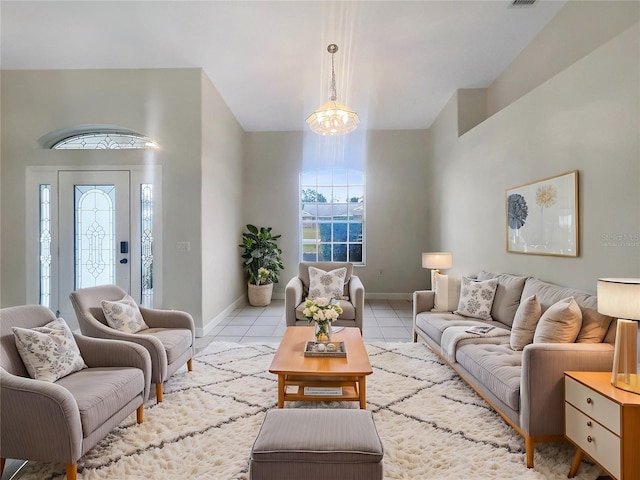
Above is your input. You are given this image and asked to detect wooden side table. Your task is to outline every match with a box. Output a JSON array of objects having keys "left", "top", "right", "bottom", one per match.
[{"left": 564, "top": 371, "right": 640, "bottom": 479}]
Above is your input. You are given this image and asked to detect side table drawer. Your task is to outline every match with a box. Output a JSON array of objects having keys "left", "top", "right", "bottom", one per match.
[
  {"left": 565, "top": 376, "right": 620, "bottom": 434},
  {"left": 565, "top": 402, "right": 621, "bottom": 479}
]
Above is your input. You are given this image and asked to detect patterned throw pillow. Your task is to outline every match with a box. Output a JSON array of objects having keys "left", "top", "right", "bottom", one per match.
[
  {"left": 308, "top": 267, "right": 347, "bottom": 300},
  {"left": 454, "top": 277, "right": 498, "bottom": 321},
  {"left": 12, "top": 318, "right": 87, "bottom": 382},
  {"left": 101, "top": 295, "right": 149, "bottom": 333}
]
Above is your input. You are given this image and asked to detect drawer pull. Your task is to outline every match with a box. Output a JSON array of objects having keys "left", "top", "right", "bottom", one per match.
[
  {"left": 586, "top": 397, "right": 593, "bottom": 404},
  {"left": 587, "top": 421, "right": 592, "bottom": 427},
  {"left": 587, "top": 435, "right": 593, "bottom": 443}
]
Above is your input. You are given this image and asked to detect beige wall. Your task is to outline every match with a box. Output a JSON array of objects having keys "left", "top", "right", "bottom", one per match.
[
  {"left": 200, "top": 72, "right": 246, "bottom": 329},
  {"left": 487, "top": 1, "right": 640, "bottom": 116},
  {"left": 427, "top": 22, "right": 640, "bottom": 292},
  {"left": 243, "top": 129, "right": 431, "bottom": 297},
  {"left": 1, "top": 69, "right": 242, "bottom": 327}
]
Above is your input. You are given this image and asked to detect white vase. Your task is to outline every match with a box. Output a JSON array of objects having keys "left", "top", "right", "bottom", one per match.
[{"left": 247, "top": 282, "right": 273, "bottom": 307}]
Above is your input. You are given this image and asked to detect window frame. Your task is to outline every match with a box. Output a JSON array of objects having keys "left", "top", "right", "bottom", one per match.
[{"left": 299, "top": 168, "right": 365, "bottom": 265}]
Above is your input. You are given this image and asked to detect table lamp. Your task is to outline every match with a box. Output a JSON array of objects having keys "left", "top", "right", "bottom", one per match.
[
  {"left": 422, "top": 252, "right": 453, "bottom": 289},
  {"left": 597, "top": 278, "right": 640, "bottom": 394}
]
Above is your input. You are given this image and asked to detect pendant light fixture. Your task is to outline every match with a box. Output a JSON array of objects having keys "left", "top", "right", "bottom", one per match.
[{"left": 306, "top": 44, "right": 359, "bottom": 136}]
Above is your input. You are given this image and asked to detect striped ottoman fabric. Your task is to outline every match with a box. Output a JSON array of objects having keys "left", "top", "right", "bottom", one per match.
[{"left": 249, "top": 408, "right": 383, "bottom": 479}]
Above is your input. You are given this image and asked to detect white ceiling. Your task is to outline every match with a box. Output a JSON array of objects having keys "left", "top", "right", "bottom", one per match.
[{"left": 1, "top": 0, "right": 566, "bottom": 131}]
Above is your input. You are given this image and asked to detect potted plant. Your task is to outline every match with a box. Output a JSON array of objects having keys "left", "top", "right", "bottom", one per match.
[{"left": 239, "top": 224, "right": 284, "bottom": 306}]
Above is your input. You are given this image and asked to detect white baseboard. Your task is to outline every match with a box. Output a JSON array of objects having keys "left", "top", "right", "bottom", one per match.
[
  {"left": 197, "top": 294, "right": 246, "bottom": 337},
  {"left": 366, "top": 292, "right": 413, "bottom": 300}
]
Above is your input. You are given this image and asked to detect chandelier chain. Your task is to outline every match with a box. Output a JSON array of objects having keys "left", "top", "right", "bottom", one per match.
[{"left": 330, "top": 51, "right": 337, "bottom": 101}]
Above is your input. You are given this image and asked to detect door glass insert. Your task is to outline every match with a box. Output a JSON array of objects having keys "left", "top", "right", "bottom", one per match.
[
  {"left": 74, "top": 185, "right": 116, "bottom": 289},
  {"left": 39, "top": 184, "right": 52, "bottom": 308},
  {"left": 140, "top": 184, "right": 154, "bottom": 307}
]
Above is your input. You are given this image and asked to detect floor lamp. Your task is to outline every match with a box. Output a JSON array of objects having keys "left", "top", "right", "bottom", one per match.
[{"left": 597, "top": 278, "right": 640, "bottom": 394}]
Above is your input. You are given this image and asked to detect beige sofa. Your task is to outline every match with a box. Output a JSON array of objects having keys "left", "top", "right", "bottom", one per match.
[{"left": 413, "top": 271, "right": 616, "bottom": 468}]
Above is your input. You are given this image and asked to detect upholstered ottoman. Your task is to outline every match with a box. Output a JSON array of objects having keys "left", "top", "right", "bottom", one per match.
[{"left": 249, "top": 408, "right": 384, "bottom": 480}]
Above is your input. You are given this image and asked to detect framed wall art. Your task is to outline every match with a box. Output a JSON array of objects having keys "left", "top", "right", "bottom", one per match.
[{"left": 506, "top": 170, "right": 579, "bottom": 257}]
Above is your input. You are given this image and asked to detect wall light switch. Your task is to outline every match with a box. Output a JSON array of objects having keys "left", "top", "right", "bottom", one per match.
[{"left": 177, "top": 241, "right": 191, "bottom": 252}]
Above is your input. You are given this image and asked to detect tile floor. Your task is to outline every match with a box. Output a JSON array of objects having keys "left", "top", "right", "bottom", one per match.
[{"left": 194, "top": 298, "right": 414, "bottom": 351}]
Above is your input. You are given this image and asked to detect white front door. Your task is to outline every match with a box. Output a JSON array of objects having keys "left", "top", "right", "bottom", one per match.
[{"left": 58, "top": 170, "right": 131, "bottom": 323}]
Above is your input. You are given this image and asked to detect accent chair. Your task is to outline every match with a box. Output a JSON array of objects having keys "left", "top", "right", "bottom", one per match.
[
  {"left": 285, "top": 261, "right": 365, "bottom": 331},
  {"left": 0, "top": 304, "right": 151, "bottom": 480},
  {"left": 70, "top": 284, "right": 195, "bottom": 403}
]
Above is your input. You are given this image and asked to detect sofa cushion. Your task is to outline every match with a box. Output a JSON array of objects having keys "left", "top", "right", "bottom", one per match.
[
  {"left": 477, "top": 271, "right": 527, "bottom": 327},
  {"left": 510, "top": 295, "right": 542, "bottom": 351},
  {"left": 533, "top": 297, "right": 582, "bottom": 344},
  {"left": 415, "top": 313, "right": 504, "bottom": 345},
  {"left": 12, "top": 318, "right": 87, "bottom": 382},
  {"left": 56, "top": 366, "right": 144, "bottom": 437},
  {"left": 521, "top": 277, "right": 612, "bottom": 343},
  {"left": 432, "top": 273, "right": 461, "bottom": 312},
  {"left": 101, "top": 295, "right": 149, "bottom": 333},
  {"left": 454, "top": 277, "right": 498, "bottom": 321},
  {"left": 456, "top": 342, "right": 522, "bottom": 411},
  {"left": 308, "top": 266, "right": 347, "bottom": 300}
]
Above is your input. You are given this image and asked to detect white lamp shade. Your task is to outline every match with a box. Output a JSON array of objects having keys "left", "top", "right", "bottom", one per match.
[
  {"left": 597, "top": 278, "right": 640, "bottom": 321},
  {"left": 421, "top": 252, "right": 453, "bottom": 270}
]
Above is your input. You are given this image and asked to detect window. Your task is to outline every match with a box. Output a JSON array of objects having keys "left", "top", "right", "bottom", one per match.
[
  {"left": 51, "top": 132, "right": 157, "bottom": 149},
  {"left": 300, "top": 168, "right": 365, "bottom": 264}
]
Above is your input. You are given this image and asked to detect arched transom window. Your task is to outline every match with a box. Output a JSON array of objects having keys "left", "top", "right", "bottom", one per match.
[{"left": 52, "top": 132, "right": 158, "bottom": 150}]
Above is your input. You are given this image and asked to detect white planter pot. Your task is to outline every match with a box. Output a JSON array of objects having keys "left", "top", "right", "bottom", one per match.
[{"left": 247, "top": 282, "right": 273, "bottom": 307}]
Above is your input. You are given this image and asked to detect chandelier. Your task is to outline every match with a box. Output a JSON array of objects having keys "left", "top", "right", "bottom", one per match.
[{"left": 306, "top": 44, "right": 359, "bottom": 136}]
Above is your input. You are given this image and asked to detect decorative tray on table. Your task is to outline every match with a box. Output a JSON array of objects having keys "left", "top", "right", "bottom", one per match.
[{"left": 304, "top": 341, "right": 347, "bottom": 357}]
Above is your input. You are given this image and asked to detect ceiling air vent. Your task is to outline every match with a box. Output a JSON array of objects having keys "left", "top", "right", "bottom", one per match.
[{"left": 511, "top": 0, "right": 537, "bottom": 5}]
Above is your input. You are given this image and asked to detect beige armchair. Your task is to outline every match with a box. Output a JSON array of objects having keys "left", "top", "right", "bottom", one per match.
[
  {"left": 0, "top": 304, "right": 151, "bottom": 480},
  {"left": 285, "top": 262, "right": 365, "bottom": 331},
  {"left": 70, "top": 284, "right": 195, "bottom": 403}
]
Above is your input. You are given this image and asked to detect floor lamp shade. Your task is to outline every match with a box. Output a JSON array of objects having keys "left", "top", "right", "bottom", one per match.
[{"left": 597, "top": 278, "right": 640, "bottom": 394}]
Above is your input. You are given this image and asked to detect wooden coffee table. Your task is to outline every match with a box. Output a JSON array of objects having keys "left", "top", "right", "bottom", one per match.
[{"left": 269, "top": 326, "right": 373, "bottom": 409}]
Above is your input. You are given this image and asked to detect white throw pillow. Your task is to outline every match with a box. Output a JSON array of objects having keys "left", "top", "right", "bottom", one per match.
[
  {"left": 308, "top": 266, "right": 347, "bottom": 300},
  {"left": 454, "top": 277, "right": 498, "bottom": 321},
  {"left": 12, "top": 318, "right": 87, "bottom": 382},
  {"left": 510, "top": 294, "right": 542, "bottom": 351},
  {"left": 432, "top": 273, "right": 461, "bottom": 313},
  {"left": 533, "top": 296, "right": 583, "bottom": 343},
  {"left": 102, "top": 294, "right": 149, "bottom": 333}
]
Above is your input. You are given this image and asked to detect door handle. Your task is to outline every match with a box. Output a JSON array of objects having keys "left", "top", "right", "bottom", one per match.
[{"left": 120, "top": 258, "right": 128, "bottom": 264}]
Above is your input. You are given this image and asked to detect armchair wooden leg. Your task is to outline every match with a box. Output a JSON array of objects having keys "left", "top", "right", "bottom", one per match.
[
  {"left": 1, "top": 457, "right": 5, "bottom": 477},
  {"left": 187, "top": 358, "right": 193, "bottom": 372},
  {"left": 155, "top": 383, "right": 163, "bottom": 403},
  {"left": 413, "top": 331, "right": 418, "bottom": 342},
  {"left": 66, "top": 463, "right": 77, "bottom": 480},
  {"left": 525, "top": 436, "right": 534, "bottom": 468},
  {"left": 136, "top": 404, "right": 144, "bottom": 424}
]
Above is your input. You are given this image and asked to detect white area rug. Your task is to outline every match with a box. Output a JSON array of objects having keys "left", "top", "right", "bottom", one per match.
[{"left": 16, "top": 341, "right": 601, "bottom": 479}]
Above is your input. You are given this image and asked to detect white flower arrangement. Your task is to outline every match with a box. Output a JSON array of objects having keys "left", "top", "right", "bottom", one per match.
[{"left": 302, "top": 297, "right": 343, "bottom": 342}]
